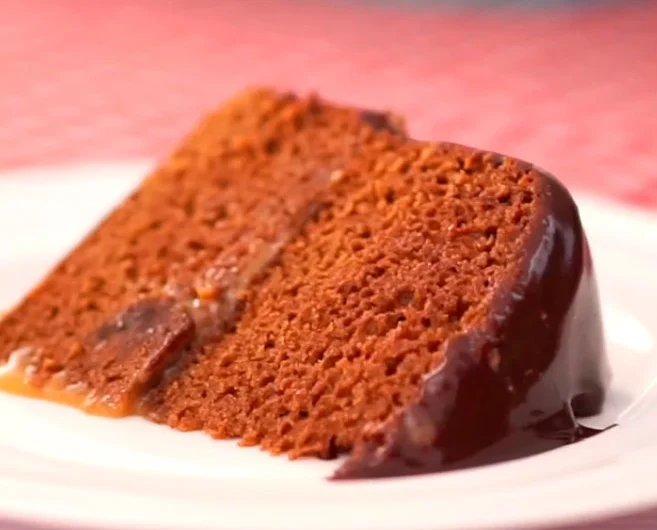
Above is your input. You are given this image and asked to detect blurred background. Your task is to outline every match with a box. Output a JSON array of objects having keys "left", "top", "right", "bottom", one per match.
[{"left": 0, "top": 0, "right": 655, "bottom": 210}]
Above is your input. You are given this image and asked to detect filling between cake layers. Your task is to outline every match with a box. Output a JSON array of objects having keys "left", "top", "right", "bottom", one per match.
[{"left": 0, "top": 89, "right": 544, "bottom": 465}]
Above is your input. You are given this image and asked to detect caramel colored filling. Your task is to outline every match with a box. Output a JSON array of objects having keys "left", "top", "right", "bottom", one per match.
[{"left": 0, "top": 348, "right": 125, "bottom": 417}]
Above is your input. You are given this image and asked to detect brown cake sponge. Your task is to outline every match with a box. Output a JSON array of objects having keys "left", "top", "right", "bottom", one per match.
[{"left": 0, "top": 88, "right": 609, "bottom": 478}]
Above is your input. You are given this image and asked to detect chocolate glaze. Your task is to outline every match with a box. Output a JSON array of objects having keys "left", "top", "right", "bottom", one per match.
[
  {"left": 334, "top": 159, "right": 612, "bottom": 479},
  {"left": 359, "top": 110, "right": 404, "bottom": 135}
]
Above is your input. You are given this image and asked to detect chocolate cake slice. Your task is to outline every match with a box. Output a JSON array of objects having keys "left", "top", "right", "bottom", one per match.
[{"left": 0, "top": 88, "right": 610, "bottom": 478}]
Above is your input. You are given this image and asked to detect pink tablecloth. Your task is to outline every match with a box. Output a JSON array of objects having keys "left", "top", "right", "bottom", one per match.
[
  {"left": 1, "top": 0, "right": 656, "bottom": 528},
  {"left": 2, "top": 0, "right": 657, "bottom": 208}
]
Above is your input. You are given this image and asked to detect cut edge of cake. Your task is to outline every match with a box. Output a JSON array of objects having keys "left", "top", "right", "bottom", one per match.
[{"left": 0, "top": 88, "right": 610, "bottom": 478}]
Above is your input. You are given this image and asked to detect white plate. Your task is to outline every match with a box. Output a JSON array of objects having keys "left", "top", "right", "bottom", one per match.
[{"left": 1, "top": 161, "right": 656, "bottom": 530}]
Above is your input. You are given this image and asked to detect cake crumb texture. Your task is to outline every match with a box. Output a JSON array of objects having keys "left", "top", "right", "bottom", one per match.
[{"left": 0, "top": 88, "right": 539, "bottom": 460}]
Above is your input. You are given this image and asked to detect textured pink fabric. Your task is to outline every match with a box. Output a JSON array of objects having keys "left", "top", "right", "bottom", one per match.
[
  {"left": 0, "top": 1, "right": 656, "bottom": 527},
  {"left": 1, "top": 0, "right": 656, "bottom": 207}
]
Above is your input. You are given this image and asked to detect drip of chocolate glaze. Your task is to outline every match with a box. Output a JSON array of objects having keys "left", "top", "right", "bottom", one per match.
[{"left": 334, "top": 159, "right": 612, "bottom": 479}]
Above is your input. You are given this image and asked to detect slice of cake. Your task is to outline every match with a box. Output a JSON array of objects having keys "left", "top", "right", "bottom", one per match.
[{"left": 0, "top": 88, "right": 610, "bottom": 478}]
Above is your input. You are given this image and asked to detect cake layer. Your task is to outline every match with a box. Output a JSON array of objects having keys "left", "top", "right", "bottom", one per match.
[
  {"left": 0, "top": 90, "right": 403, "bottom": 415},
  {"left": 0, "top": 89, "right": 610, "bottom": 477}
]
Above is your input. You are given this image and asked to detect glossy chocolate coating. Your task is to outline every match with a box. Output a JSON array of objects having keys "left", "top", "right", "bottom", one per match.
[{"left": 334, "top": 160, "right": 611, "bottom": 479}]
